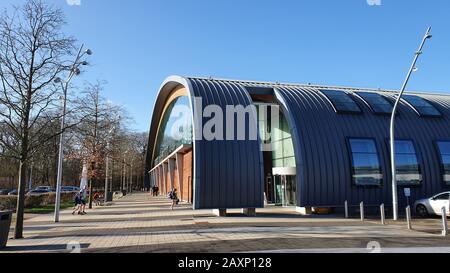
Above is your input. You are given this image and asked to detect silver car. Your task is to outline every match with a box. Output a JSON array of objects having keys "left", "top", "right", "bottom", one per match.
[{"left": 414, "top": 192, "right": 450, "bottom": 217}]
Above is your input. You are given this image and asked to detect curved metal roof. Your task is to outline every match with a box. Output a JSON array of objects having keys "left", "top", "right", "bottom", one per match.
[
  {"left": 146, "top": 76, "right": 450, "bottom": 209},
  {"left": 146, "top": 76, "right": 264, "bottom": 209}
]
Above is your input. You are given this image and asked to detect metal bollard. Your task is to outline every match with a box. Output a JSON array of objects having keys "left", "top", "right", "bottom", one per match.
[
  {"left": 380, "top": 204, "right": 386, "bottom": 225},
  {"left": 406, "top": 206, "right": 412, "bottom": 230},
  {"left": 345, "top": 200, "right": 349, "bottom": 219},
  {"left": 442, "top": 207, "right": 448, "bottom": 237},
  {"left": 360, "top": 202, "right": 364, "bottom": 221}
]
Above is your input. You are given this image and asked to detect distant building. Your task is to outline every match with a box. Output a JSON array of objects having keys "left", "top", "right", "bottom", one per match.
[{"left": 145, "top": 75, "right": 450, "bottom": 213}]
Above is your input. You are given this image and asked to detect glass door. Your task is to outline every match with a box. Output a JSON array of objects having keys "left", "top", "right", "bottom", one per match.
[{"left": 273, "top": 175, "right": 296, "bottom": 207}]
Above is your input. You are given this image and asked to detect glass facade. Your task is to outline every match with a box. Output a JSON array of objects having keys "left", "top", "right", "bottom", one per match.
[
  {"left": 255, "top": 104, "right": 296, "bottom": 168},
  {"left": 154, "top": 96, "right": 193, "bottom": 165},
  {"left": 349, "top": 139, "right": 382, "bottom": 186},
  {"left": 356, "top": 92, "right": 393, "bottom": 114},
  {"left": 320, "top": 90, "right": 362, "bottom": 114},
  {"left": 402, "top": 95, "right": 442, "bottom": 117},
  {"left": 392, "top": 140, "right": 422, "bottom": 186},
  {"left": 271, "top": 112, "right": 296, "bottom": 168},
  {"left": 437, "top": 141, "right": 450, "bottom": 185}
]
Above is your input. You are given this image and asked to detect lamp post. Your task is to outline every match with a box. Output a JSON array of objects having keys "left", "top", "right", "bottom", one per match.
[
  {"left": 122, "top": 150, "right": 128, "bottom": 194},
  {"left": 129, "top": 160, "right": 133, "bottom": 194},
  {"left": 54, "top": 44, "right": 92, "bottom": 223},
  {"left": 390, "top": 27, "right": 432, "bottom": 221},
  {"left": 104, "top": 120, "right": 118, "bottom": 204}
]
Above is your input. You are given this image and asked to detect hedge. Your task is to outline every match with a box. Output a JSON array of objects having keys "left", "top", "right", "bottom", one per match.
[{"left": 0, "top": 192, "right": 77, "bottom": 211}]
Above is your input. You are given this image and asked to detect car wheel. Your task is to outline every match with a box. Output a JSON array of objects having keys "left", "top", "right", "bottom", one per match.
[{"left": 416, "top": 204, "right": 429, "bottom": 218}]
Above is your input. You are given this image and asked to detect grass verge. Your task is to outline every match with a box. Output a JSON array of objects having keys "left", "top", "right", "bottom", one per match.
[{"left": 24, "top": 201, "right": 74, "bottom": 214}]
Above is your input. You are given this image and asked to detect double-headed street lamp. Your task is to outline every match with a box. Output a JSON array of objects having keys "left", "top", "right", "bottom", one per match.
[
  {"left": 54, "top": 44, "right": 92, "bottom": 223},
  {"left": 390, "top": 27, "right": 432, "bottom": 221}
]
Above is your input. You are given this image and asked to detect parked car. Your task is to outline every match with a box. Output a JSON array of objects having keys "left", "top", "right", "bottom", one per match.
[
  {"left": 61, "top": 186, "right": 80, "bottom": 192},
  {"left": 27, "top": 189, "right": 51, "bottom": 196},
  {"left": 414, "top": 192, "right": 450, "bottom": 217},
  {"left": 35, "top": 186, "right": 55, "bottom": 192},
  {"left": 0, "top": 189, "right": 10, "bottom": 195},
  {"left": 8, "top": 189, "right": 18, "bottom": 196}
]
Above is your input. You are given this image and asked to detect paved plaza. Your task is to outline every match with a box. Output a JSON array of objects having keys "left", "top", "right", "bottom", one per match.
[{"left": 1, "top": 193, "right": 450, "bottom": 253}]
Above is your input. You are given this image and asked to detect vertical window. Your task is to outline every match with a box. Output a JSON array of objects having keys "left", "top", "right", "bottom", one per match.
[
  {"left": 349, "top": 139, "right": 382, "bottom": 186},
  {"left": 391, "top": 140, "right": 422, "bottom": 186},
  {"left": 437, "top": 141, "right": 450, "bottom": 185},
  {"left": 272, "top": 112, "right": 296, "bottom": 168}
]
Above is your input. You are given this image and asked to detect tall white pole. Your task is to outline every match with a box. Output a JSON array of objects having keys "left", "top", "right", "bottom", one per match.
[
  {"left": 130, "top": 161, "right": 133, "bottom": 194},
  {"left": 390, "top": 27, "right": 432, "bottom": 221},
  {"left": 104, "top": 142, "right": 110, "bottom": 204},
  {"left": 54, "top": 44, "right": 90, "bottom": 223},
  {"left": 54, "top": 82, "right": 68, "bottom": 223}
]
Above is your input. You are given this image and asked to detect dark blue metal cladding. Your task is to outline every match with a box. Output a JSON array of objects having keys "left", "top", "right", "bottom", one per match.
[
  {"left": 274, "top": 86, "right": 450, "bottom": 208},
  {"left": 187, "top": 78, "right": 264, "bottom": 210}
]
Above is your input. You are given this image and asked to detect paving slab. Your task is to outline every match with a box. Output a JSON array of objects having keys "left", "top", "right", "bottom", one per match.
[{"left": 1, "top": 193, "right": 449, "bottom": 253}]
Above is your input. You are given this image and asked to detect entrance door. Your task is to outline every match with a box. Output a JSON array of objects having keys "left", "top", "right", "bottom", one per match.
[{"left": 273, "top": 175, "right": 296, "bottom": 207}]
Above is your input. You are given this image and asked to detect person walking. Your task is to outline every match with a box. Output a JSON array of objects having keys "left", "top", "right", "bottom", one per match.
[
  {"left": 93, "top": 191, "right": 100, "bottom": 206},
  {"left": 80, "top": 188, "right": 87, "bottom": 215},
  {"left": 169, "top": 188, "right": 179, "bottom": 210},
  {"left": 72, "top": 191, "right": 82, "bottom": 215}
]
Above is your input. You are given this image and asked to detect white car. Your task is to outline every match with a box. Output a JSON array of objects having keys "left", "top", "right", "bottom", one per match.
[{"left": 414, "top": 192, "right": 450, "bottom": 217}]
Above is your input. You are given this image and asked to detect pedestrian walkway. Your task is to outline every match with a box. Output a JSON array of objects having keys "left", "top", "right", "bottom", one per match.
[{"left": 1, "top": 193, "right": 448, "bottom": 253}]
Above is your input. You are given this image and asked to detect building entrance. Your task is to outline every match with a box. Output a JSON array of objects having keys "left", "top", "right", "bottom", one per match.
[
  {"left": 273, "top": 167, "right": 297, "bottom": 207},
  {"left": 273, "top": 175, "right": 296, "bottom": 207}
]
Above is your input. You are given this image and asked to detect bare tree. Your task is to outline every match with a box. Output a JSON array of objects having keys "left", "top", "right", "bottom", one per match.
[
  {"left": 0, "top": 0, "right": 77, "bottom": 239},
  {"left": 74, "top": 81, "right": 122, "bottom": 208}
]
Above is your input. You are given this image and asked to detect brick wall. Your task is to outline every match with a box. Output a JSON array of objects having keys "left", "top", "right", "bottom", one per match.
[{"left": 182, "top": 150, "right": 193, "bottom": 203}]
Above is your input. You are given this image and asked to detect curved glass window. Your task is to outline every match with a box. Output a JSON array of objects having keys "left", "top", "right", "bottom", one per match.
[
  {"left": 320, "top": 90, "right": 362, "bottom": 114},
  {"left": 154, "top": 96, "right": 192, "bottom": 165},
  {"left": 349, "top": 138, "right": 382, "bottom": 186},
  {"left": 356, "top": 92, "right": 393, "bottom": 114},
  {"left": 390, "top": 140, "right": 422, "bottom": 186},
  {"left": 437, "top": 141, "right": 450, "bottom": 185},
  {"left": 402, "top": 95, "right": 442, "bottom": 117}
]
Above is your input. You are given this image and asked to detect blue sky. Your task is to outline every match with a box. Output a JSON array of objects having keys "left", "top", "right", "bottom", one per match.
[{"left": 1, "top": 0, "right": 450, "bottom": 132}]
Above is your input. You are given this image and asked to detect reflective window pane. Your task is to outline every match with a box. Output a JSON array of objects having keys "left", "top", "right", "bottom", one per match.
[
  {"left": 437, "top": 141, "right": 450, "bottom": 185},
  {"left": 271, "top": 111, "right": 296, "bottom": 168},
  {"left": 320, "top": 90, "right": 362, "bottom": 114},
  {"left": 435, "top": 193, "right": 450, "bottom": 200},
  {"left": 402, "top": 95, "right": 442, "bottom": 117},
  {"left": 154, "top": 96, "right": 193, "bottom": 165},
  {"left": 349, "top": 138, "right": 382, "bottom": 186},
  {"left": 356, "top": 92, "right": 393, "bottom": 114},
  {"left": 349, "top": 139, "right": 377, "bottom": 153},
  {"left": 389, "top": 140, "right": 422, "bottom": 186}
]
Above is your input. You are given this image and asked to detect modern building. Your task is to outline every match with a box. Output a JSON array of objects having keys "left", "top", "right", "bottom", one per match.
[{"left": 145, "top": 75, "right": 450, "bottom": 214}]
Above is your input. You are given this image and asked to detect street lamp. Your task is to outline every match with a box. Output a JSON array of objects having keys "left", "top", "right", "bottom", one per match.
[
  {"left": 129, "top": 160, "right": 133, "bottom": 194},
  {"left": 390, "top": 27, "right": 432, "bottom": 221},
  {"left": 104, "top": 115, "right": 120, "bottom": 204},
  {"left": 54, "top": 44, "right": 92, "bottom": 223},
  {"left": 122, "top": 150, "right": 129, "bottom": 194}
]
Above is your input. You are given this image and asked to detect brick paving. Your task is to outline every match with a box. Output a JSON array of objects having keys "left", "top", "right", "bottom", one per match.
[{"left": 1, "top": 193, "right": 449, "bottom": 253}]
